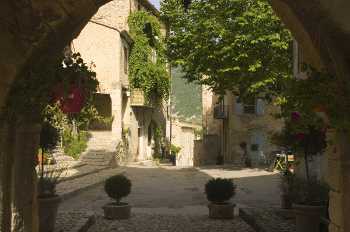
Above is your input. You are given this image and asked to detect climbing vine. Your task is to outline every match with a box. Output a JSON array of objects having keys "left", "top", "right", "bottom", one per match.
[{"left": 128, "top": 11, "right": 170, "bottom": 104}]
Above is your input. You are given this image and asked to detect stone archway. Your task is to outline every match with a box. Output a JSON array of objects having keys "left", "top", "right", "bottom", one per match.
[
  {"left": 0, "top": 1, "right": 112, "bottom": 231},
  {"left": 270, "top": 2, "right": 350, "bottom": 232},
  {"left": 1, "top": 1, "right": 350, "bottom": 231}
]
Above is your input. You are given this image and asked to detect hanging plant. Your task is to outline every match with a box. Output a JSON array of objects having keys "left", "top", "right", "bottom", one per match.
[
  {"left": 52, "top": 53, "right": 98, "bottom": 115},
  {"left": 128, "top": 11, "right": 170, "bottom": 105}
]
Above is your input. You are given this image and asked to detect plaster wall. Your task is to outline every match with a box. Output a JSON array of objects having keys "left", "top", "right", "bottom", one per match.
[{"left": 202, "top": 89, "right": 282, "bottom": 165}]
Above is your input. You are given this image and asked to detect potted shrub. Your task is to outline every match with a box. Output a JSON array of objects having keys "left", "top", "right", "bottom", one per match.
[
  {"left": 103, "top": 174, "right": 132, "bottom": 219},
  {"left": 279, "top": 169, "right": 294, "bottom": 209},
  {"left": 291, "top": 178, "right": 329, "bottom": 232},
  {"left": 205, "top": 178, "right": 236, "bottom": 219},
  {"left": 37, "top": 166, "right": 65, "bottom": 232},
  {"left": 170, "top": 144, "right": 181, "bottom": 166}
]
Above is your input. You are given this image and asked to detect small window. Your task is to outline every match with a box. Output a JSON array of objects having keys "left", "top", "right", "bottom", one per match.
[
  {"left": 123, "top": 46, "right": 128, "bottom": 74},
  {"left": 243, "top": 99, "right": 256, "bottom": 114}
]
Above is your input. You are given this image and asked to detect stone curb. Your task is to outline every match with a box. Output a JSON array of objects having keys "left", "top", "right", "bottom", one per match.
[
  {"left": 75, "top": 212, "right": 95, "bottom": 232},
  {"left": 55, "top": 211, "right": 96, "bottom": 232},
  {"left": 239, "top": 208, "right": 265, "bottom": 232}
]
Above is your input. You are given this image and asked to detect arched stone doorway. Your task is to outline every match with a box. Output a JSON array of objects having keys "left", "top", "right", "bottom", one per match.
[{"left": 1, "top": 1, "right": 350, "bottom": 231}]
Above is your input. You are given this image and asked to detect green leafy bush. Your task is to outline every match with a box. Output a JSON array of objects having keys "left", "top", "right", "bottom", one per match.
[
  {"left": 37, "top": 165, "right": 67, "bottom": 198},
  {"left": 205, "top": 178, "right": 236, "bottom": 203},
  {"left": 63, "top": 130, "right": 89, "bottom": 159},
  {"left": 105, "top": 174, "right": 132, "bottom": 205},
  {"left": 40, "top": 121, "right": 59, "bottom": 152},
  {"left": 170, "top": 144, "right": 181, "bottom": 155}
]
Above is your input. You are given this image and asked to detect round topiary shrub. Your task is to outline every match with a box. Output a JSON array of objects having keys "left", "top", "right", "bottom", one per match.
[
  {"left": 105, "top": 174, "right": 131, "bottom": 205},
  {"left": 205, "top": 178, "right": 236, "bottom": 203}
]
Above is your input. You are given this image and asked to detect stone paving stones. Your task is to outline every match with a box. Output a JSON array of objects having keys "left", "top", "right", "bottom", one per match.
[
  {"left": 89, "top": 213, "right": 255, "bottom": 232},
  {"left": 239, "top": 207, "right": 296, "bottom": 232}
]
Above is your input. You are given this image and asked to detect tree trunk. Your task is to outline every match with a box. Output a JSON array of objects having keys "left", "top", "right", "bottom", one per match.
[{"left": 11, "top": 122, "right": 41, "bottom": 232}]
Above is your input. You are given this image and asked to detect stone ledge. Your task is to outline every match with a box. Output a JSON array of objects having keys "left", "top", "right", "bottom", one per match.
[{"left": 239, "top": 207, "right": 296, "bottom": 232}]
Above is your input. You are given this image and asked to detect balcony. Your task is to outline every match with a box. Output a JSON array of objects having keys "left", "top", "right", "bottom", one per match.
[
  {"left": 214, "top": 105, "right": 228, "bottom": 119},
  {"left": 130, "top": 88, "right": 154, "bottom": 108}
]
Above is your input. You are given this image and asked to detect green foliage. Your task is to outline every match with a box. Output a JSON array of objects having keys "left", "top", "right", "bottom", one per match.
[
  {"left": 205, "top": 178, "right": 236, "bottom": 203},
  {"left": 170, "top": 144, "right": 181, "bottom": 155},
  {"left": 4, "top": 52, "right": 99, "bottom": 122},
  {"left": 161, "top": 0, "right": 292, "bottom": 100},
  {"left": 152, "top": 126, "right": 163, "bottom": 158},
  {"left": 40, "top": 121, "right": 60, "bottom": 152},
  {"left": 104, "top": 174, "right": 132, "bottom": 204},
  {"left": 276, "top": 65, "right": 350, "bottom": 130},
  {"left": 37, "top": 165, "right": 67, "bottom": 198},
  {"left": 62, "top": 130, "right": 89, "bottom": 160},
  {"left": 128, "top": 11, "right": 170, "bottom": 104},
  {"left": 171, "top": 67, "right": 202, "bottom": 123}
]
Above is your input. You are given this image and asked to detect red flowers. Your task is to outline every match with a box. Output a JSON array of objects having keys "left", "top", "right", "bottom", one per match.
[
  {"left": 53, "top": 84, "right": 85, "bottom": 114},
  {"left": 295, "top": 132, "right": 305, "bottom": 141},
  {"left": 291, "top": 111, "right": 301, "bottom": 121}
]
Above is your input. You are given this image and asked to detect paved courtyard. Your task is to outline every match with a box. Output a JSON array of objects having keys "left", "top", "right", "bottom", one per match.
[{"left": 59, "top": 164, "right": 281, "bottom": 231}]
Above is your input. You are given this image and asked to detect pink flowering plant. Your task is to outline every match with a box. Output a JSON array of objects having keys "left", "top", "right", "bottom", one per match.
[{"left": 272, "top": 110, "right": 327, "bottom": 180}]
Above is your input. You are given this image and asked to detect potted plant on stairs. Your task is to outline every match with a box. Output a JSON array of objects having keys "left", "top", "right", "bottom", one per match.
[
  {"left": 291, "top": 178, "right": 329, "bottom": 232},
  {"left": 205, "top": 178, "right": 236, "bottom": 219},
  {"left": 103, "top": 174, "right": 132, "bottom": 219}
]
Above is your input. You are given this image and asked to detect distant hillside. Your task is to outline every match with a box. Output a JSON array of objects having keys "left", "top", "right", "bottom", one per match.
[{"left": 171, "top": 67, "right": 202, "bottom": 124}]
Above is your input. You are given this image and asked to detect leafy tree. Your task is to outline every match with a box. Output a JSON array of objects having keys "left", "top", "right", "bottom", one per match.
[{"left": 161, "top": 0, "right": 292, "bottom": 100}]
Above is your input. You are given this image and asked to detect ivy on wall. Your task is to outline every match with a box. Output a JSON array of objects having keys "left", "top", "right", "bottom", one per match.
[{"left": 128, "top": 11, "right": 170, "bottom": 104}]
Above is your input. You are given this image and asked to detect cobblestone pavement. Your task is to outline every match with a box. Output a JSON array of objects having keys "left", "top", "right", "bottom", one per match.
[
  {"left": 239, "top": 207, "right": 296, "bottom": 232},
  {"left": 58, "top": 164, "right": 282, "bottom": 231},
  {"left": 90, "top": 213, "right": 255, "bottom": 232}
]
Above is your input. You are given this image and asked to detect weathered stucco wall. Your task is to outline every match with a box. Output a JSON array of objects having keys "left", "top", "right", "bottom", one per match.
[{"left": 202, "top": 88, "right": 282, "bottom": 165}]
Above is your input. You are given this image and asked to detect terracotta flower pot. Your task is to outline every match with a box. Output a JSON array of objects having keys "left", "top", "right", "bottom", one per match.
[
  {"left": 103, "top": 203, "right": 131, "bottom": 220},
  {"left": 293, "top": 203, "right": 325, "bottom": 232},
  {"left": 208, "top": 202, "right": 235, "bottom": 219},
  {"left": 38, "top": 195, "right": 61, "bottom": 232}
]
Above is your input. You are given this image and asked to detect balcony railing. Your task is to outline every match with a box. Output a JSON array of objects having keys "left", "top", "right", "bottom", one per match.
[{"left": 214, "top": 105, "right": 228, "bottom": 119}]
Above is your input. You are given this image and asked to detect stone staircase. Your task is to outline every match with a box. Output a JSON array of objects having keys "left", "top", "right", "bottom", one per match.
[{"left": 79, "top": 131, "right": 118, "bottom": 167}]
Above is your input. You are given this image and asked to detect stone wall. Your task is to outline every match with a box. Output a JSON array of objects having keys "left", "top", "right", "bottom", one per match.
[{"left": 202, "top": 88, "right": 282, "bottom": 165}]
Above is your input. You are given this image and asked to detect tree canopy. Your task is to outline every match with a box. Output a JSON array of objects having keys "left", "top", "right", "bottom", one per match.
[{"left": 161, "top": 0, "right": 292, "bottom": 100}]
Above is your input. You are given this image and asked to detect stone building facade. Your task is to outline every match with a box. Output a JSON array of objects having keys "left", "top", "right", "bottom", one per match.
[
  {"left": 72, "top": 0, "right": 168, "bottom": 162},
  {"left": 2, "top": 1, "right": 350, "bottom": 232},
  {"left": 202, "top": 86, "right": 283, "bottom": 166}
]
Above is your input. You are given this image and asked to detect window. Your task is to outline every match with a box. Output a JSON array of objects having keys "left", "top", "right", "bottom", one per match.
[
  {"left": 243, "top": 99, "right": 256, "bottom": 114},
  {"left": 123, "top": 46, "right": 128, "bottom": 74}
]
